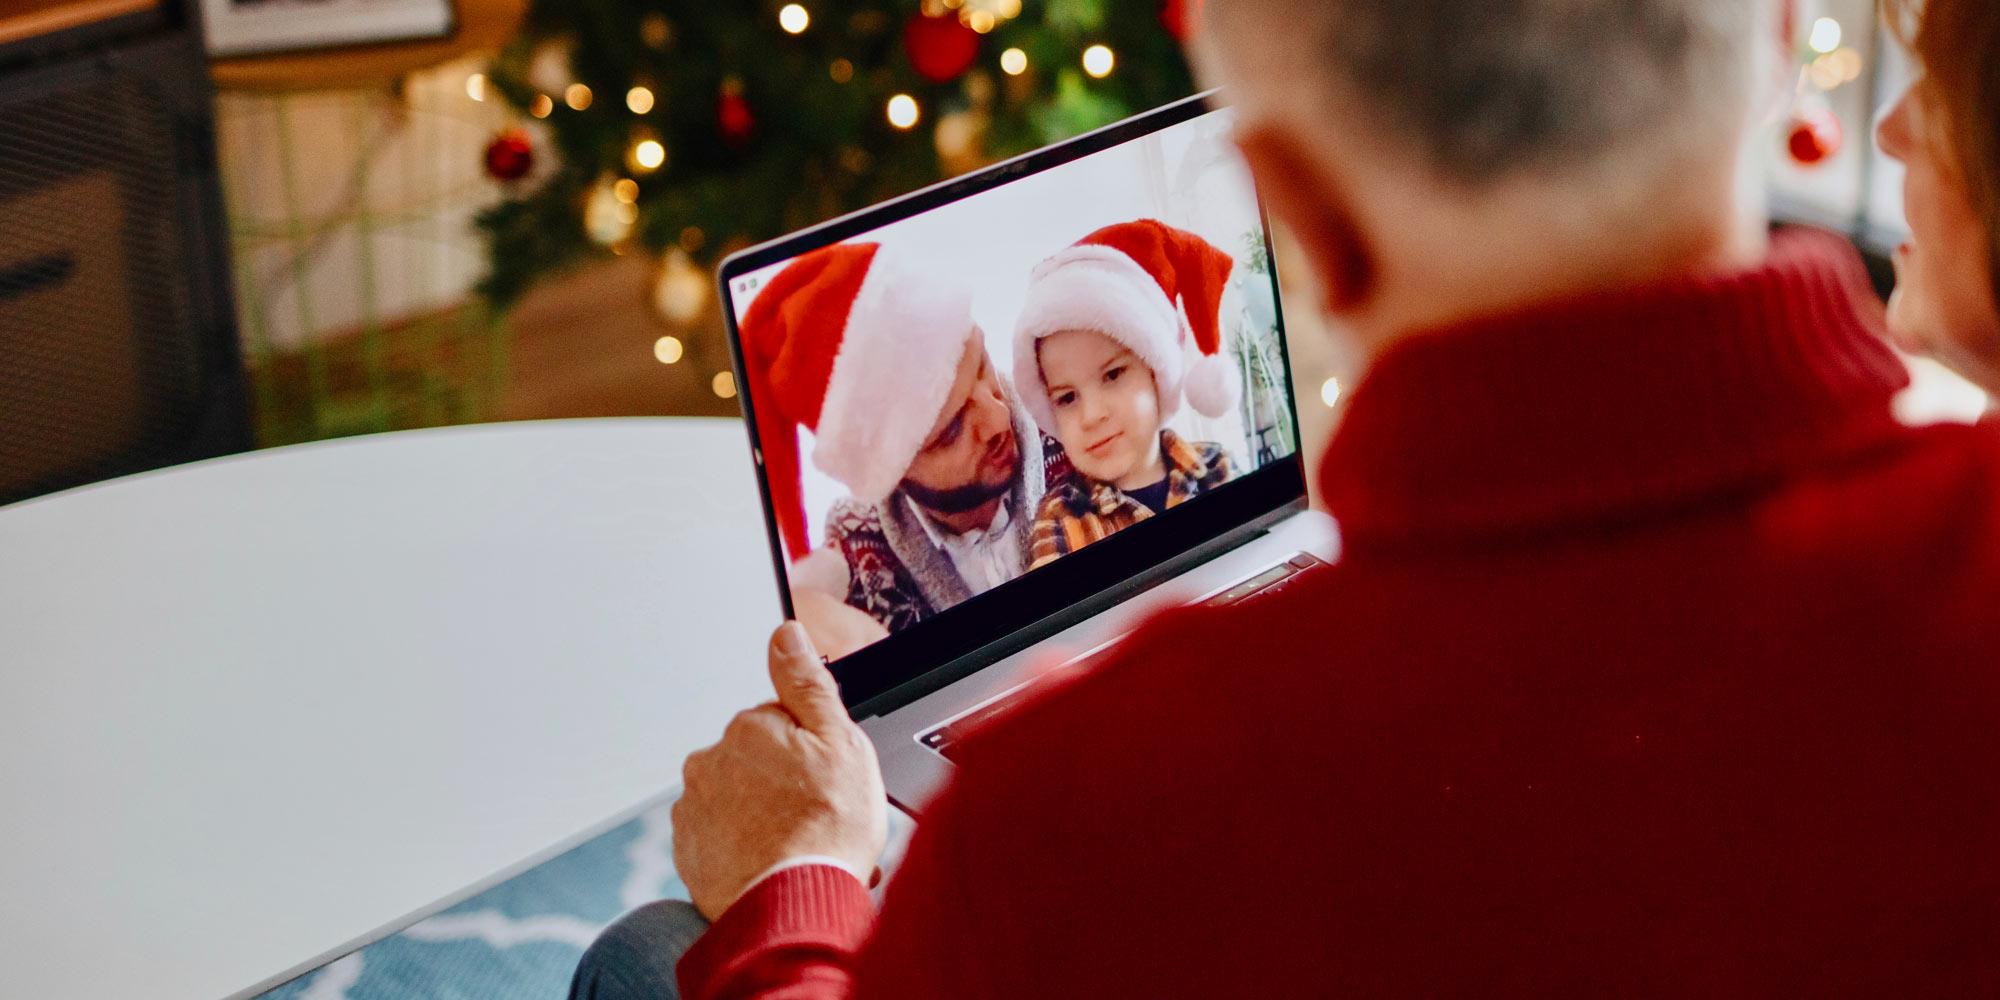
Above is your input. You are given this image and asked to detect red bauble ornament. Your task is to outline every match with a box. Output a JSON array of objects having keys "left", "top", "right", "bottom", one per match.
[
  {"left": 483, "top": 128, "right": 534, "bottom": 182},
  {"left": 718, "top": 90, "right": 756, "bottom": 149},
  {"left": 903, "top": 12, "right": 979, "bottom": 85},
  {"left": 1160, "top": 0, "right": 1201, "bottom": 41},
  {"left": 1786, "top": 107, "right": 1843, "bottom": 166}
]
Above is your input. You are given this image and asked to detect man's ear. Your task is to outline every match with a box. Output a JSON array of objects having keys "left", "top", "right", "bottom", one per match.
[
  {"left": 1233, "top": 123, "right": 1375, "bottom": 315},
  {"left": 1755, "top": 0, "right": 1799, "bottom": 127}
]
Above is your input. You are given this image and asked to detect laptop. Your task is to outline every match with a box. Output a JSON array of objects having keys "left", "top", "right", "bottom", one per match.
[{"left": 718, "top": 91, "right": 1337, "bottom": 814}]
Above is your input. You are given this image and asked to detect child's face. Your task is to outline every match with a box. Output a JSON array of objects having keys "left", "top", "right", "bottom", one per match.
[{"left": 1037, "top": 328, "right": 1162, "bottom": 488}]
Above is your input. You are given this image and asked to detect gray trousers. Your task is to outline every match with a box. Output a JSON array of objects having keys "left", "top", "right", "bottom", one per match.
[{"left": 568, "top": 900, "right": 711, "bottom": 1000}]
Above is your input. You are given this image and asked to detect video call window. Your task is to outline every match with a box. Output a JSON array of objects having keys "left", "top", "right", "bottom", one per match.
[{"left": 729, "top": 108, "right": 1296, "bottom": 657}]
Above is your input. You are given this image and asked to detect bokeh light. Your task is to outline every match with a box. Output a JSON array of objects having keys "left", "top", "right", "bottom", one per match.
[
  {"left": 1320, "top": 377, "right": 1342, "bottom": 408},
  {"left": 1082, "top": 45, "right": 1115, "bottom": 79}
]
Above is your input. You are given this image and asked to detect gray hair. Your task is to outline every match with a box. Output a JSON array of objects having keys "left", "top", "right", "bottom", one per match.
[{"left": 1207, "top": 0, "right": 1763, "bottom": 184}]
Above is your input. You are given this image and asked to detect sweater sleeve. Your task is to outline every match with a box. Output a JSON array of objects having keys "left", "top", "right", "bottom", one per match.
[
  {"left": 675, "top": 864, "right": 876, "bottom": 1000},
  {"left": 674, "top": 776, "right": 1012, "bottom": 1000}
]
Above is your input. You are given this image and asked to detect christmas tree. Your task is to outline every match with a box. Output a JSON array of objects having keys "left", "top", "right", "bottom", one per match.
[{"left": 475, "top": 0, "right": 1198, "bottom": 308}]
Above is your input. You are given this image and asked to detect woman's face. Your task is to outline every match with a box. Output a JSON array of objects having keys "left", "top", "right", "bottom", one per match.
[{"left": 1879, "top": 79, "right": 2000, "bottom": 391}]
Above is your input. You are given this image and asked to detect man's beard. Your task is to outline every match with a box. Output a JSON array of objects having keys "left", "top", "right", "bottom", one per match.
[
  {"left": 902, "top": 473, "right": 1013, "bottom": 515},
  {"left": 903, "top": 431, "right": 1018, "bottom": 515}
]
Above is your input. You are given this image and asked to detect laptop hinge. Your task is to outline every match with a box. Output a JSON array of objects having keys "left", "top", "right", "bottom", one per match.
[{"left": 849, "top": 497, "right": 1307, "bottom": 720}]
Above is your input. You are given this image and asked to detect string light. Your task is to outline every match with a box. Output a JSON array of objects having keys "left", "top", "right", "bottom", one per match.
[
  {"left": 779, "top": 3, "right": 810, "bottom": 33},
  {"left": 679, "top": 226, "right": 705, "bottom": 253},
  {"left": 465, "top": 73, "right": 486, "bottom": 101},
  {"left": 887, "top": 93, "right": 920, "bottom": 129},
  {"left": 585, "top": 180, "right": 635, "bottom": 244},
  {"left": 656, "top": 250, "right": 709, "bottom": 324},
  {"left": 1320, "top": 377, "right": 1342, "bottom": 408},
  {"left": 829, "top": 58, "right": 854, "bottom": 83},
  {"left": 632, "top": 138, "right": 666, "bottom": 171},
  {"left": 1809, "top": 17, "right": 1842, "bottom": 54},
  {"left": 626, "top": 86, "right": 655, "bottom": 114},
  {"left": 1828, "top": 47, "right": 1864, "bottom": 83},
  {"left": 654, "top": 336, "right": 684, "bottom": 364},
  {"left": 565, "top": 83, "right": 594, "bottom": 110},
  {"left": 966, "top": 9, "right": 996, "bottom": 32},
  {"left": 613, "top": 178, "right": 640, "bottom": 202},
  {"left": 996, "top": 0, "right": 1021, "bottom": 16},
  {"left": 713, "top": 371, "right": 738, "bottom": 398},
  {"left": 1000, "top": 47, "right": 1027, "bottom": 75},
  {"left": 1082, "top": 44, "right": 1115, "bottom": 79},
  {"left": 529, "top": 94, "right": 554, "bottom": 118}
]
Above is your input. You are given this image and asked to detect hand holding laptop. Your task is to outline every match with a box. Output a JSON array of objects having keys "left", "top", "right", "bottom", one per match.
[{"left": 672, "top": 622, "right": 890, "bottom": 920}]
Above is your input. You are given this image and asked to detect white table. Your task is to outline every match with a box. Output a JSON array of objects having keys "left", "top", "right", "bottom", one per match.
[{"left": 0, "top": 418, "right": 783, "bottom": 1000}]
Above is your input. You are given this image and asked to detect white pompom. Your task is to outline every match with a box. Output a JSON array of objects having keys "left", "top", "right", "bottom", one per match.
[{"left": 1182, "top": 353, "right": 1241, "bottom": 418}]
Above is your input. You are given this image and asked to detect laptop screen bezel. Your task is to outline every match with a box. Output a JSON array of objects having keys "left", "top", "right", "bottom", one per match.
[{"left": 718, "top": 90, "right": 1307, "bottom": 711}]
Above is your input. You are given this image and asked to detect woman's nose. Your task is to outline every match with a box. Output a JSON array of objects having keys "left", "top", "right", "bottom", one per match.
[{"left": 1877, "top": 89, "right": 1913, "bottom": 164}]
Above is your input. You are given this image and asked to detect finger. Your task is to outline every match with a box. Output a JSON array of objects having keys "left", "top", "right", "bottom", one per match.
[
  {"left": 769, "top": 620, "right": 847, "bottom": 733},
  {"left": 724, "top": 705, "right": 790, "bottom": 745},
  {"left": 682, "top": 746, "right": 712, "bottom": 784}
]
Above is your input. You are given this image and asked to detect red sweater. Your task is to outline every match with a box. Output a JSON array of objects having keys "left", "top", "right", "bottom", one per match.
[{"left": 681, "top": 231, "right": 2000, "bottom": 998}]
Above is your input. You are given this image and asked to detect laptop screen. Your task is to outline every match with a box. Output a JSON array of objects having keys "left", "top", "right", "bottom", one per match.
[{"left": 720, "top": 97, "right": 1304, "bottom": 710}]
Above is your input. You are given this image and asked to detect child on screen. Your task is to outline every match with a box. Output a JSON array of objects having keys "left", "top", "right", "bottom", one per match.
[{"left": 1012, "top": 220, "right": 1242, "bottom": 570}]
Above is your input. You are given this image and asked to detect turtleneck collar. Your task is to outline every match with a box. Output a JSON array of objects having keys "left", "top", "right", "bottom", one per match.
[{"left": 1318, "top": 228, "right": 1911, "bottom": 554}]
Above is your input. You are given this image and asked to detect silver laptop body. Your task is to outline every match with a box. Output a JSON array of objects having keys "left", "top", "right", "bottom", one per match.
[{"left": 718, "top": 92, "right": 1335, "bottom": 813}]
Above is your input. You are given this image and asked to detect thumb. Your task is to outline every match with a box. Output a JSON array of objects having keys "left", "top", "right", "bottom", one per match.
[{"left": 769, "top": 621, "right": 846, "bottom": 732}]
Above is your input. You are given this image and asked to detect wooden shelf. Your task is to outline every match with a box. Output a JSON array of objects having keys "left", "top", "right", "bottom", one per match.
[
  {"left": 208, "top": 0, "right": 527, "bottom": 92},
  {"left": 0, "top": 0, "right": 160, "bottom": 47}
]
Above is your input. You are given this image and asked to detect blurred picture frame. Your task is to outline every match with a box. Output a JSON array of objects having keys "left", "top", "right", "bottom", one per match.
[{"left": 199, "top": 0, "right": 453, "bottom": 58}]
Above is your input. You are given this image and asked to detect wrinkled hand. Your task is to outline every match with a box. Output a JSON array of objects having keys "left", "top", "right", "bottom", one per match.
[{"left": 673, "top": 622, "right": 889, "bottom": 920}]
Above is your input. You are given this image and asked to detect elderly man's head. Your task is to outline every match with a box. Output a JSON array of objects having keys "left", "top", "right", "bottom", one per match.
[{"left": 1194, "top": 0, "right": 1782, "bottom": 351}]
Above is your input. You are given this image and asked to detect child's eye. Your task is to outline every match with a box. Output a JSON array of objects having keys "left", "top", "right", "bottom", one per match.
[
  {"left": 1104, "top": 365, "right": 1126, "bottom": 383},
  {"left": 1053, "top": 391, "right": 1077, "bottom": 408}
]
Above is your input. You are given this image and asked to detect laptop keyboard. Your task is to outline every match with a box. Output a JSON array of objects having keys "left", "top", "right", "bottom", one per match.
[{"left": 918, "top": 552, "right": 1329, "bottom": 761}]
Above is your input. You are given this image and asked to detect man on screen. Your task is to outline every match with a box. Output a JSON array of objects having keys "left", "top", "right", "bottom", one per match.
[{"left": 738, "top": 242, "right": 1050, "bottom": 650}]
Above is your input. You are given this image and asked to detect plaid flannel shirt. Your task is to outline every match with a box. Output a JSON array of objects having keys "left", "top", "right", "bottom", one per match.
[{"left": 1029, "top": 430, "right": 1235, "bottom": 570}]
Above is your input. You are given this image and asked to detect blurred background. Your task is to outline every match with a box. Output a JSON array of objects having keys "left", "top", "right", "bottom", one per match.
[{"left": 0, "top": 0, "right": 1974, "bottom": 506}]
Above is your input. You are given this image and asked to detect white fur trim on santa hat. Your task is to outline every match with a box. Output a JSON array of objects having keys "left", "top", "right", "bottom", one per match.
[
  {"left": 1012, "top": 244, "right": 1187, "bottom": 432},
  {"left": 812, "top": 248, "right": 975, "bottom": 505},
  {"left": 1182, "top": 351, "right": 1241, "bottom": 418}
]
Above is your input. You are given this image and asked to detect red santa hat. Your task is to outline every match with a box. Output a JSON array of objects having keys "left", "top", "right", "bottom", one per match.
[
  {"left": 737, "top": 241, "right": 975, "bottom": 558},
  {"left": 1012, "top": 219, "right": 1239, "bottom": 432}
]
